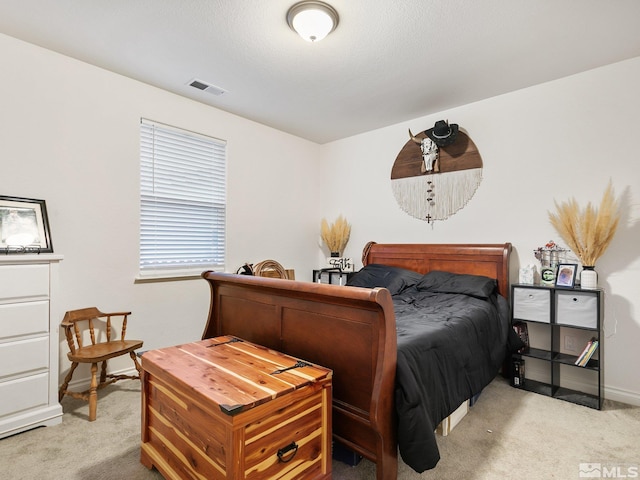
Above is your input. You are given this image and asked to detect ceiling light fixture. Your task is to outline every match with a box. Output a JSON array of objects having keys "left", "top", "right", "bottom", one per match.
[{"left": 286, "top": 1, "right": 339, "bottom": 43}]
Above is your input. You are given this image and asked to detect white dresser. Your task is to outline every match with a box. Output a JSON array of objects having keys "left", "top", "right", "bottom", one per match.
[{"left": 0, "top": 254, "right": 63, "bottom": 438}]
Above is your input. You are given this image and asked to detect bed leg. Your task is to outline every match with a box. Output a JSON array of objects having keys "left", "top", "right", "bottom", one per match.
[
  {"left": 377, "top": 456, "right": 398, "bottom": 480},
  {"left": 377, "top": 442, "right": 398, "bottom": 480}
]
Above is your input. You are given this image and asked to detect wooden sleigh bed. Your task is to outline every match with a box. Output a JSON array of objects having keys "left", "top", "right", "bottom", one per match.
[{"left": 201, "top": 242, "right": 512, "bottom": 480}]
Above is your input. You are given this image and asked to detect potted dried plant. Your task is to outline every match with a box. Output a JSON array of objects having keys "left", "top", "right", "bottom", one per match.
[
  {"left": 548, "top": 181, "right": 621, "bottom": 288},
  {"left": 320, "top": 215, "right": 351, "bottom": 257}
]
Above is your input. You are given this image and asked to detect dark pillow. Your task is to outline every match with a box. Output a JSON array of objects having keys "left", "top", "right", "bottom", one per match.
[
  {"left": 416, "top": 270, "right": 497, "bottom": 299},
  {"left": 346, "top": 264, "right": 422, "bottom": 295}
]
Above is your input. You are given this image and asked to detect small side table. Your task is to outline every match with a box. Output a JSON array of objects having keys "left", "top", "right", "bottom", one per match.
[{"left": 313, "top": 268, "right": 355, "bottom": 285}]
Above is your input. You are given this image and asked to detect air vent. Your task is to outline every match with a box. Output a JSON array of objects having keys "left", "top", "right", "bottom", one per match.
[{"left": 187, "top": 78, "right": 227, "bottom": 96}]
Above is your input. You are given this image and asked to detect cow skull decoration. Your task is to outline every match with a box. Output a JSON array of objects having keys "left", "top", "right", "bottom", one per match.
[{"left": 409, "top": 129, "right": 439, "bottom": 173}]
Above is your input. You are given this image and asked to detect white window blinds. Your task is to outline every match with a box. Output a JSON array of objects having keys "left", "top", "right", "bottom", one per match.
[{"left": 139, "top": 119, "right": 226, "bottom": 278}]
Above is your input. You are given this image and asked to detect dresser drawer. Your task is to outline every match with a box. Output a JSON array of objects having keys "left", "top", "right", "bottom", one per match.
[
  {"left": 0, "top": 337, "right": 49, "bottom": 379},
  {"left": 0, "top": 372, "right": 49, "bottom": 417},
  {"left": 556, "top": 291, "right": 598, "bottom": 328},
  {"left": 513, "top": 287, "right": 551, "bottom": 323},
  {"left": 0, "top": 301, "right": 49, "bottom": 340},
  {"left": 0, "top": 264, "right": 49, "bottom": 301}
]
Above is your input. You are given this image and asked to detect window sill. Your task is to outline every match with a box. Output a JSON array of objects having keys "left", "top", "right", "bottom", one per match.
[{"left": 134, "top": 268, "right": 223, "bottom": 283}]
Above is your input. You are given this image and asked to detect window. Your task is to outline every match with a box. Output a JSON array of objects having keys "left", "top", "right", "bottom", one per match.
[{"left": 139, "top": 119, "right": 226, "bottom": 279}]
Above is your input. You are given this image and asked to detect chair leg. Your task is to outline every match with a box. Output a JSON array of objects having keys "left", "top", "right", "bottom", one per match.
[
  {"left": 100, "top": 360, "right": 108, "bottom": 384},
  {"left": 88, "top": 363, "right": 99, "bottom": 421},
  {"left": 130, "top": 351, "right": 142, "bottom": 379},
  {"left": 59, "top": 362, "right": 79, "bottom": 402}
]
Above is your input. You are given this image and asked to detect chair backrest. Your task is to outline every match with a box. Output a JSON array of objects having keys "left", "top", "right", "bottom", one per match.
[
  {"left": 61, "top": 307, "right": 131, "bottom": 354},
  {"left": 252, "top": 259, "right": 294, "bottom": 279}
]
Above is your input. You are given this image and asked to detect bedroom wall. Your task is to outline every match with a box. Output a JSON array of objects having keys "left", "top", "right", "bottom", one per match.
[
  {"left": 2, "top": 30, "right": 639, "bottom": 406},
  {"left": 317, "top": 56, "right": 640, "bottom": 405},
  {"left": 0, "top": 33, "right": 322, "bottom": 384}
]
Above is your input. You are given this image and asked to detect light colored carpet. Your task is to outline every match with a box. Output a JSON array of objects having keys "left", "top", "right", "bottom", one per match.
[{"left": 1, "top": 376, "right": 638, "bottom": 479}]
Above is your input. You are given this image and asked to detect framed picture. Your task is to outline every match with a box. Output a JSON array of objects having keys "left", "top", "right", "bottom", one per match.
[
  {"left": 555, "top": 263, "right": 577, "bottom": 288},
  {"left": 0, "top": 196, "right": 53, "bottom": 253}
]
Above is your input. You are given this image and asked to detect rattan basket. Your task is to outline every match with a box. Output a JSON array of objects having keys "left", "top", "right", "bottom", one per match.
[{"left": 252, "top": 259, "right": 294, "bottom": 280}]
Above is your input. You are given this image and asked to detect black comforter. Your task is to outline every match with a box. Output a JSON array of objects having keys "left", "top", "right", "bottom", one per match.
[
  {"left": 347, "top": 266, "right": 510, "bottom": 473},
  {"left": 394, "top": 287, "right": 509, "bottom": 471}
]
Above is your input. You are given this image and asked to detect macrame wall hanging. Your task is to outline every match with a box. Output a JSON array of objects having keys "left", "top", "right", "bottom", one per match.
[{"left": 391, "top": 120, "right": 483, "bottom": 224}]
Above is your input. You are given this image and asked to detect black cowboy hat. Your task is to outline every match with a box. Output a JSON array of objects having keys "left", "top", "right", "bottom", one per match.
[{"left": 426, "top": 120, "right": 459, "bottom": 146}]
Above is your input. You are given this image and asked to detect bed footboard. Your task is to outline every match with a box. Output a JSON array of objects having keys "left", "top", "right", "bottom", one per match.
[{"left": 201, "top": 272, "right": 398, "bottom": 480}]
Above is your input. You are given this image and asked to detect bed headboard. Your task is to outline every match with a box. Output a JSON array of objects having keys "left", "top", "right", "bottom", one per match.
[{"left": 362, "top": 242, "right": 512, "bottom": 299}]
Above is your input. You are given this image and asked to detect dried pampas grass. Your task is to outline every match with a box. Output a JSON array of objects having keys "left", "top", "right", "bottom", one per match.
[
  {"left": 320, "top": 215, "right": 351, "bottom": 255},
  {"left": 548, "top": 181, "right": 620, "bottom": 266}
]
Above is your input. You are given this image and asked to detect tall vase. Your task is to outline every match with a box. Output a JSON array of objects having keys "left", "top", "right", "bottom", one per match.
[{"left": 581, "top": 266, "right": 598, "bottom": 289}]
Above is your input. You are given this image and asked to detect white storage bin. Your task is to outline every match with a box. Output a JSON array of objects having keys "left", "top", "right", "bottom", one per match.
[
  {"left": 513, "top": 287, "right": 551, "bottom": 323},
  {"left": 436, "top": 399, "right": 469, "bottom": 436},
  {"left": 556, "top": 291, "right": 598, "bottom": 328}
]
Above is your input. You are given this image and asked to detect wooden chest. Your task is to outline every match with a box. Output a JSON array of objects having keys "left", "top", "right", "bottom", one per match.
[{"left": 140, "top": 336, "right": 332, "bottom": 480}]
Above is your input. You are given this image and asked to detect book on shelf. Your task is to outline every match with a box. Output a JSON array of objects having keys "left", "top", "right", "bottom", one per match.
[
  {"left": 575, "top": 337, "right": 599, "bottom": 367},
  {"left": 512, "top": 321, "right": 529, "bottom": 353},
  {"left": 575, "top": 339, "right": 593, "bottom": 365}
]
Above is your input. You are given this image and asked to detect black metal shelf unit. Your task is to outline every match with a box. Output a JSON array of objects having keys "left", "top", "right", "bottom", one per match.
[{"left": 510, "top": 284, "right": 603, "bottom": 410}]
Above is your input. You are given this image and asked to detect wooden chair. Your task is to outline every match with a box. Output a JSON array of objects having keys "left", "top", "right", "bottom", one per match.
[
  {"left": 252, "top": 259, "right": 295, "bottom": 280},
  {"left": 58, "top": 307, "right": 143, "bottom": 421}
]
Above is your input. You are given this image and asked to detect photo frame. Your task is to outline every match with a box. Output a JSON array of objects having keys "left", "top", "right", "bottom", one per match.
[
  {"left": 0, "top": 196, "right": 53, "bottom": 254},
  {"left": 555, "top": 263, "right": 577, "bottom": 288}
]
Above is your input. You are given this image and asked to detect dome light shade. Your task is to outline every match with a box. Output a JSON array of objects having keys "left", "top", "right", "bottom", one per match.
[{"left": 287, "top": 1, "right": 339, "bottom": 42}]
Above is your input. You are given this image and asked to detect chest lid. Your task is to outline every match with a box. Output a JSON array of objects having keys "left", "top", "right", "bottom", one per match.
[{"left": 142, "top": 336, "right": 332, "bottom": 415}]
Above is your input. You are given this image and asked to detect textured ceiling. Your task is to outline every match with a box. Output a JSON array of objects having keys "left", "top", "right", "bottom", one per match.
[{"left": 1, "top": 0, "right": 640, "bottom": 144}]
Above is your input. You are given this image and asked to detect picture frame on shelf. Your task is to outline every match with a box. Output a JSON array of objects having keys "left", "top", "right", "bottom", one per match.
[
  {"left": 555, "top": 263, "right": 577, "bottom": 288},
  {"left": 0, "top": 196, "right": 53, "bottom": 253}
]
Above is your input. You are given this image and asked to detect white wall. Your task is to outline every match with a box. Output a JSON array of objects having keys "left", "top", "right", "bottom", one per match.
[
  {"left": 2, "top": 31, "right": 639, "bottom": 406},
  {"left": 0, "top": 33, "right": 321, "bottom": 383},
  {"left": 317, "top": 57, "right": 640, "bottom": 405}
]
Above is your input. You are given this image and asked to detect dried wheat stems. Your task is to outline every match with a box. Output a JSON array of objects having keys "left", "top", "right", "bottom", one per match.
[
  {"left": 548, "top": 181, "right": 620, "bottom": 266},
  {"left": 320, "top": 215, "right": 351, "bottom": 255}
]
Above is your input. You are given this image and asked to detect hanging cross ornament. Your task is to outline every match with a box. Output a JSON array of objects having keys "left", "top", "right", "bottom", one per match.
[{"left": 425, "top": 180, "right": 435, "bottom": 223}]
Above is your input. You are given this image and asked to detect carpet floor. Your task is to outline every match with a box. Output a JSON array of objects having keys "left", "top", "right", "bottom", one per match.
[{"left": 1, "top": 376, "right": 639, "bottom": 479}]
